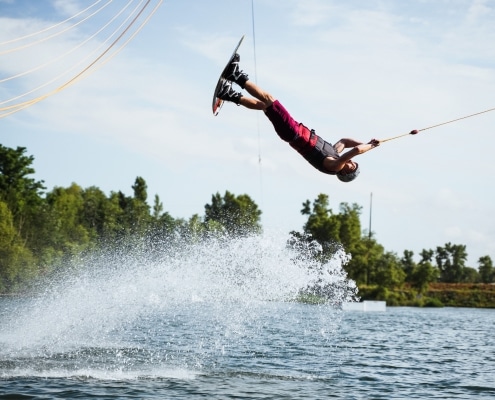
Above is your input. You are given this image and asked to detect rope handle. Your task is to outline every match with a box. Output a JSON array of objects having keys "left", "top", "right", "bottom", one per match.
[{"left": 380, "top": 130, "right": 418, "bottom": 143}]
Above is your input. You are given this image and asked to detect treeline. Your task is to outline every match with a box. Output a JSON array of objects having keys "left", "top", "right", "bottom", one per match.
[
  {"left": 293, "top": 194, "right": 494, "bottom": 292},
  {"left": 1, "top": 144, "right": 494, "bottom": 296},
  {"left": 0, "top": 145, "right": 262, "bottom": 293}
]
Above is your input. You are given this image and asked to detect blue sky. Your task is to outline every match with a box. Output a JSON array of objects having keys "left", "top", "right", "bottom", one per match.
[{"left": 1, "top": 0, "right": 494, "bottom": 267}]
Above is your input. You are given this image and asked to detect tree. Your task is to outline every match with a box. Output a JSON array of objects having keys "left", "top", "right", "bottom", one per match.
[
  {"left": 435, "top": 243, "right": 467, "bottom": 283},
  {"left": 410, "top": 259, "right": 439, "bottom": 294},
  {"left": 204, "top": 191, "right": 262, "bottom": 236},
  {"left": 183, "top": 214, "right": 207, "bottom": 242},
  {"left": 130, "top": 176, "right": 151, "bottom": 234},
  {"left": 419, "top": 249, "right": 435, "bottom": 264},
  {"left": 300, "top": 194, "right": 376, "bottom": 283},
  {"left": 148, "top": 194, "right": 177, "bottom": 240},
  {"left": 401, "top": 250, "right": 416, "bottom": 282},
  {"left": 152, "top": 194, "right": 163, "bottom": 219},
  {"left": 336, "top": 202, "right": 363, "bottom": 254},
  {"left": 374, "top": 252, "right": 406, "bottom": 289},
  {"left": 462, "top": 267, "right": 479, "bottom": 283},
  {"left": 80, "top": 186, "right": 112, "bottom": 240},
  {"left": 404, "top": 249, "right": 439, "bottom": 293},
  {"left": 300, "top": 194, "right": 346, "bottom": 258},
  {"left": 0, "top": 145, "right": 45, "bottom": 241},
  {"left": 0, "top": 201, "right": 36, "bottom": 293},
  {"left": 132, "top": 176, "right": 148, "bottom": 203},
  {"left": 301, "top": 194, "right": 339, "bottom": 243},
  {"left": 44, "top": 183, "right": 91, "bottom": 256},
  {"left": 111, "top": 177, "right": 152, "bottom": 237},
  {"left": 346, "top": 236, "right": 384, "bottom": 285},
  {"left": 478, "top": 255, "right": 493, "bottom": 283}
]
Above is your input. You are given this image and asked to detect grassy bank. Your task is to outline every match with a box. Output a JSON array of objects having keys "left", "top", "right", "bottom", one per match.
[{"left": 357, "top": 283, "right": 495, "bottom": 308}]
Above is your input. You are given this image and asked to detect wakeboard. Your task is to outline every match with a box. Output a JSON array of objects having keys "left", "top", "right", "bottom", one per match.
[{"left": 212, "top": 35, "right": 245, "bottom": 116}]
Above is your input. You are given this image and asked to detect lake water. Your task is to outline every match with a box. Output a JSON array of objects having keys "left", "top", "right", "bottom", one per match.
[{"left": 0, "top": 235, "right": 494, "bottom": 399}]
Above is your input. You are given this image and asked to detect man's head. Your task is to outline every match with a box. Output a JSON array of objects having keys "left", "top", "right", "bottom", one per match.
[{"left": 337, "top": 161, "right": 360, "bottom": 182}]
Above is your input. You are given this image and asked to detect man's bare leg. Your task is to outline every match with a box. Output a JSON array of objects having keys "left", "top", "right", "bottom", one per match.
[{"left": 239, "top": 81, "right": 275, "bottom": 111}]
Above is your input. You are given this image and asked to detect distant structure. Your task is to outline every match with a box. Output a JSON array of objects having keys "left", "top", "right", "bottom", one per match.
[{"left": 342, "top": 300, "right": 386, "bottom": 312}]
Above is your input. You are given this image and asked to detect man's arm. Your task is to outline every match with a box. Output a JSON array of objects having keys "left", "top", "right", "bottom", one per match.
[
  {"left": 333, "top": 138, "right": 364, "bottom": 154},
  {"left": 339, "top": 141, "right": 378, "bottom": 162},
  {"left": 325, "top": 139, "right": 380, "bottom": 172}
]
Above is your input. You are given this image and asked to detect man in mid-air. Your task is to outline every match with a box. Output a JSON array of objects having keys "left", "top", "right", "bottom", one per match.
[{"left": 217, "top": 54, "right": 380, "bottom": 182}]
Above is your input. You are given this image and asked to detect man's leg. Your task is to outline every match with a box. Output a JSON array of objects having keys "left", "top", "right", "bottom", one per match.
[
  {"left": 221, "top": 53, "right": 275, "bottom": 110},
  {"left": 217, "top": 79, "right": 269, "bottom": 110},
  {"left": 219, "top": 54, "right": 297, "bottom": 141},
  {"left": 242, "top": 81, "right": 275, "bottom": 110}
]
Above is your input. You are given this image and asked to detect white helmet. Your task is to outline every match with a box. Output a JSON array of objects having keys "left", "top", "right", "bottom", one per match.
[{"left": 337, "top": 163, "right": 360, "bottom": 182}]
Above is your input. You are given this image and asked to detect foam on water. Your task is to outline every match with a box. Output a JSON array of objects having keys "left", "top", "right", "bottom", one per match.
[{"left": 0, "top": 231, "right": 357, "bottom": 379}]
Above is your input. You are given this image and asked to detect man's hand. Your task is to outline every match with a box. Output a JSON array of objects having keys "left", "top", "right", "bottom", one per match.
[{"left": 368, "top": 139, "right": 381, "bottom": 148}]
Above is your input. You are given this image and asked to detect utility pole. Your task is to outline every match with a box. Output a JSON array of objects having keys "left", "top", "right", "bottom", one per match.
[
  {"left": 366, "top": 192, "right": 373, "bottom": 285},
  {"left": 368, "top": 192, "right": 373, "bottom": 240}
]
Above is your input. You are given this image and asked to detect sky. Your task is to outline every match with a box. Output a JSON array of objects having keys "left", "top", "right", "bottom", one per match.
[{"left": 1, "top": 0, "right": 494, "bottom": 267}]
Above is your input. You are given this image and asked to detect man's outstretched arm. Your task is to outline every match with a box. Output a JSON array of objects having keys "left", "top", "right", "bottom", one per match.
[
  {"left": 325, "top": 139, "right": 381, "bottom": 172},
  {"left": 333, "top": 138, "right": 364, "bottom": 153}
]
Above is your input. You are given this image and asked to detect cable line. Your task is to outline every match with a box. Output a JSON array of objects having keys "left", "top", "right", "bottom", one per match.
[
  {"left": 251, "top": 0, "right": 264, "bottom": 208},
  {"left": 0, "top": 0, "right": 163, "bottom": 118},
  {"left": 0, "top": 0, "right": 113, "bottom": 56},
  {"left": 0, "top": 0, "right": 135, "bottom": 85},
  {"left": 0, "top": 0, "right": 104, "bottom": 48},
  {"left": 381, "top": 106, "right": 495, "bottom": 143}
]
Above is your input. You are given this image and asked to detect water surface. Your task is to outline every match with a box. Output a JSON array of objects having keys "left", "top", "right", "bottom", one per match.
[{"left": 0, "top": 235, "right": 493, "bottom": 399}]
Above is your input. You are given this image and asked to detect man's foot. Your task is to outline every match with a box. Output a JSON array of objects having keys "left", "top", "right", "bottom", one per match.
[
  {"left": 222, "top": 53, "right": 249, "bottom": 89},
  {"left": 217, "top": 79, "right": 242, "bottom": 105}
]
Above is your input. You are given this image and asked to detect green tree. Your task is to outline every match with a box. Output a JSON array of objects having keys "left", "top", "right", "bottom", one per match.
[
  {"left": 148, "top": 194, "right": 177, "bottom": 240},
  {"left": 300, "top": 194, "right": 375, "bottom": 283},
  {"left": 80, "top": 186, "right": 113, "bottom": 240},
  {"left": 374, "top": 252, "right": 406, "bottom": 289},
  {"left": 435, "top": 243, "right": 467, "bottom": 283},
  {"left": 300, "top": 194, "right": 359, "bottom": 259},
  {"left": 132, "top": 176, "right": 148, "bottom": 203},
  {"left": 346, "top": 236, "right": 384, "bottom": 285},
  {"left": 152, "top": 194, "right": 163, "bottom": 219},
  {"left": 410, "top": 254, "right": 439, "bottom": 294},
  {"left": 301, "top": 194, "right": 340, "bottom": 250},
  {"left": 0, "top": 200, "right": 36, "bottom": 293},
  {"left": 478, "top": 255, "right": 493, "bottom": 283},
  {"left": 183, "top": 214, "right": 207, "bottom": 242},
  {"left": 44, "top": 183, "right": 91, "bottom": 256},
  {"left": 204, "top": 191, "right": 262, "bottom": 236},
  {"left": 461, "top": 266, "right": 479, "bottom": 283},
  {"left": 111, "top": 177, "right": 152, "bottom": 237},
  {"left": 419, "top": 249, "right": 435, "bottom": 264},
  {"left": 130, "top": 176, "right": 151, "bottom": 234},
  {"left": 401, "top": 250, "right": 416, "bottom": 282},
  {"left": 0, "top": 145, "right": 45, "bottom": 242},
  {"left": 336, "top": 202, "right": 362, "bottom": 253}
]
